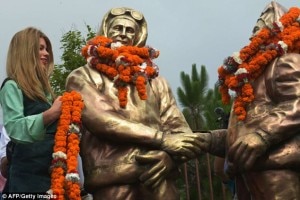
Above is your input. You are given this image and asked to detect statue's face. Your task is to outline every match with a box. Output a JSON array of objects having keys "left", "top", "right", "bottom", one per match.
[{"left": 107, "top": 18, "right": 138, "bottom": 46}]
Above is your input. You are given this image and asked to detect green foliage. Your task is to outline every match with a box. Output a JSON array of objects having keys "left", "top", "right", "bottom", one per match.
[
  {"left": 177, "top": 63, "right": 231, "bottom": 130},
  {"left": 50, "top": 25, "right": 96, "bottom": 95},
  {"left": 177, "top": 64, "right": 209, "bottom": 130},
  {"left": 176, "top": 63, "right": 233, "bottom": 200},
  {"left": 203, "top": 85, "right": 232, "bottom": 130}
]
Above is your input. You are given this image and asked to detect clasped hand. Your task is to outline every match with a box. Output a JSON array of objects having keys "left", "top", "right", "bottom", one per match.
[
  {"left": 135, "top": 150, "right": 173, "bottom": 189},
  {"left": 161, "top": 133, "right": 211, "bottom": 160},
  {"left": 135, "top": 133, "right": 212, "bottom": 189},
  {"left": 227, "top": 132, "right": 268, "bottom": 172}
]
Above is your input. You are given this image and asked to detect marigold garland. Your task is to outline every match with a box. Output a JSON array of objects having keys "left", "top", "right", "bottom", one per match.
[
  {"left": 81, "top": 36, "right": 160, "bottom": 108},
  {"left": 49, "top": 91, "right": 84, "bottom": 200},
  {"left": 218, "top": 7, "right": 300, "bottom": 121}
]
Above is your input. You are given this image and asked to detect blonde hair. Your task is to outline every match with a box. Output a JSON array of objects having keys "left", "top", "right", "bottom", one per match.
[{"left": 6, "top": 27, "right": 55, "bottom": 102}]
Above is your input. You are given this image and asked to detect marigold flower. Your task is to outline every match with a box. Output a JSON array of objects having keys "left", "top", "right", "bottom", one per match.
[
  {"left": 50, "top": 91, "right": 84, "bottom": 199},
  {"left": 81, "top": 35, "right": 159, "bottom": 108},
  {"left": 217, "top": 7, "right": 300, "bottom": 120}
]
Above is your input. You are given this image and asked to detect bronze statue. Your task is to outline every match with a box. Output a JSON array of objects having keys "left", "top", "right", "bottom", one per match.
[
  {"left": 199, "top": 2, "right": 300, "bottom": 199},
  {"left": 66, "top": 7, "right": 204, "bottom": 200}
]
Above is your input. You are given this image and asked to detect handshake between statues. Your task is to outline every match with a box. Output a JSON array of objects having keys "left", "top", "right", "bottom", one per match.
[
  {"left": 134, "top": 130, "right": 269, "bottom": 189},
  {"left": 135, "top": 131, "right": 212, "bottom": 189},
  {"left": 164, "top": 130, "right": 268, "bottom": 176},
  {"left": 159, "top": 132, "right": 212, "bottom": 161}
]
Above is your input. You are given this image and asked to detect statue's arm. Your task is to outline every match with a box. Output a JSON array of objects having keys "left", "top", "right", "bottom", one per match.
[
  {"left": 65, "top": 67, "right": 163, "bottom": 148},
  {"left": 256, "top": 53, "right": 300, "bottom": 146}
]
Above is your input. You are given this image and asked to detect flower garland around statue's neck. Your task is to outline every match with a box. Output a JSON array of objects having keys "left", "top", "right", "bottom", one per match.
[
  {"left": 48, "top": 91, "right": 84, "bottom": 200},
  {"left": 81, "top": 36, "right": 160, "bottom": 108},
  {"left": 218, "top": 7, "right": 300, "bottom": 121}
]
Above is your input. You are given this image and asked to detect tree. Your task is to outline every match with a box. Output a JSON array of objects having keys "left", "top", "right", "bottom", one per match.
[
  {"left": 177, "top": 63, "right": 232, "bottom": 130},
  {"left": 50, "top": 25, "right": 96, "bottom": 95},
  {"left": 177, "top": 64, "right": 232, "bottom": 200},
  {"left": 203, "top": 85, "right": 232, "bottom": 130},
  {"left": 177, "top": 64, "right": 209, "bottom": 131}
]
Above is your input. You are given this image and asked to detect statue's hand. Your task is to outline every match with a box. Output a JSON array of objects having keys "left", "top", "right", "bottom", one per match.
[
  {"left": 161, "top": 133, "right": 209, "bottom": 159},
  {"left": 193, "top": 132, "right": 212, "bottom": 152},
  {"left": 135, "top": 150, "right": 174, "bottom": 189},
  {"left": 228, "top": 133, "right": 268, "bottom": 171}
]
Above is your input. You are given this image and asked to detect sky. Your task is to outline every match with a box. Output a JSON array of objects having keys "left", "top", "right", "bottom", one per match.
[{"left": 0, "top": 0, "right": 299, "bottom": 123}]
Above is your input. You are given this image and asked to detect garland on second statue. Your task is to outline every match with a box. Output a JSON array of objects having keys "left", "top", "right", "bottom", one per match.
[{"left": 217, "top": 7, "right": 300, "bottom": 121}]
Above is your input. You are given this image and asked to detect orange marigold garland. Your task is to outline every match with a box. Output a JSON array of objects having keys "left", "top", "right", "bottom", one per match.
[
  {"left": 65, "top": 91, "right": 84, "bottom": 200},
  {"left": 48, "top": 91, "right": 84, "bottom": 200},
  {"left": 81, "top": 36, "right": 160, "bottom": 108},
  {"left": 217, "top": 7, "right": 300, "bottom": 121}
]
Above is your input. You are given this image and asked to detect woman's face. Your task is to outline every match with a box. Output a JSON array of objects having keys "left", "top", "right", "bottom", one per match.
[{"left": 39, "top": 37, "right": 49, "bottom": 68}]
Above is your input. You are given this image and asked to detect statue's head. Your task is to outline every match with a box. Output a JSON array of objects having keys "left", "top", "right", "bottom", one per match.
[
  {"left": 98, "top": 7, "right": 148, "bottom": 47},
  {"left": 251, "top": 1, "right": 287, "bottom": 37}
]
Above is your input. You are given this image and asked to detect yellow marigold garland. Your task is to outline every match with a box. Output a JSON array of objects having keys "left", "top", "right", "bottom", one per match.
[
  {"left": 218, "top": 7, "right": 300, "bottom": 121},
  {"left": 49, "top": 91, "right": 84, "bottom": 200},
  {"left": 81, "top": 36, "right": 160, "bottom": 108}
]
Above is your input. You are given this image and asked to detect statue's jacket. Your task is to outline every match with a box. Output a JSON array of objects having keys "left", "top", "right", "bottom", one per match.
[
  {"left": 211, "top": 53, "right": 300, "bottom": 170},
  {"left": 65, "top": 64, "right": 192, "bottom": 191}
]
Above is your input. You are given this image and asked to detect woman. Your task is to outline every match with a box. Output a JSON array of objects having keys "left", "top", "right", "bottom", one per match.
[{"left": 0, "top": 27, "right": 61, "bottom": 192}]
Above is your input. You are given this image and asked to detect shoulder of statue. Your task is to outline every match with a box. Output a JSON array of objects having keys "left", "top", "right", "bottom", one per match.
[{"left": 66, "top": 64, "right": 104, "bottom": 90}]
